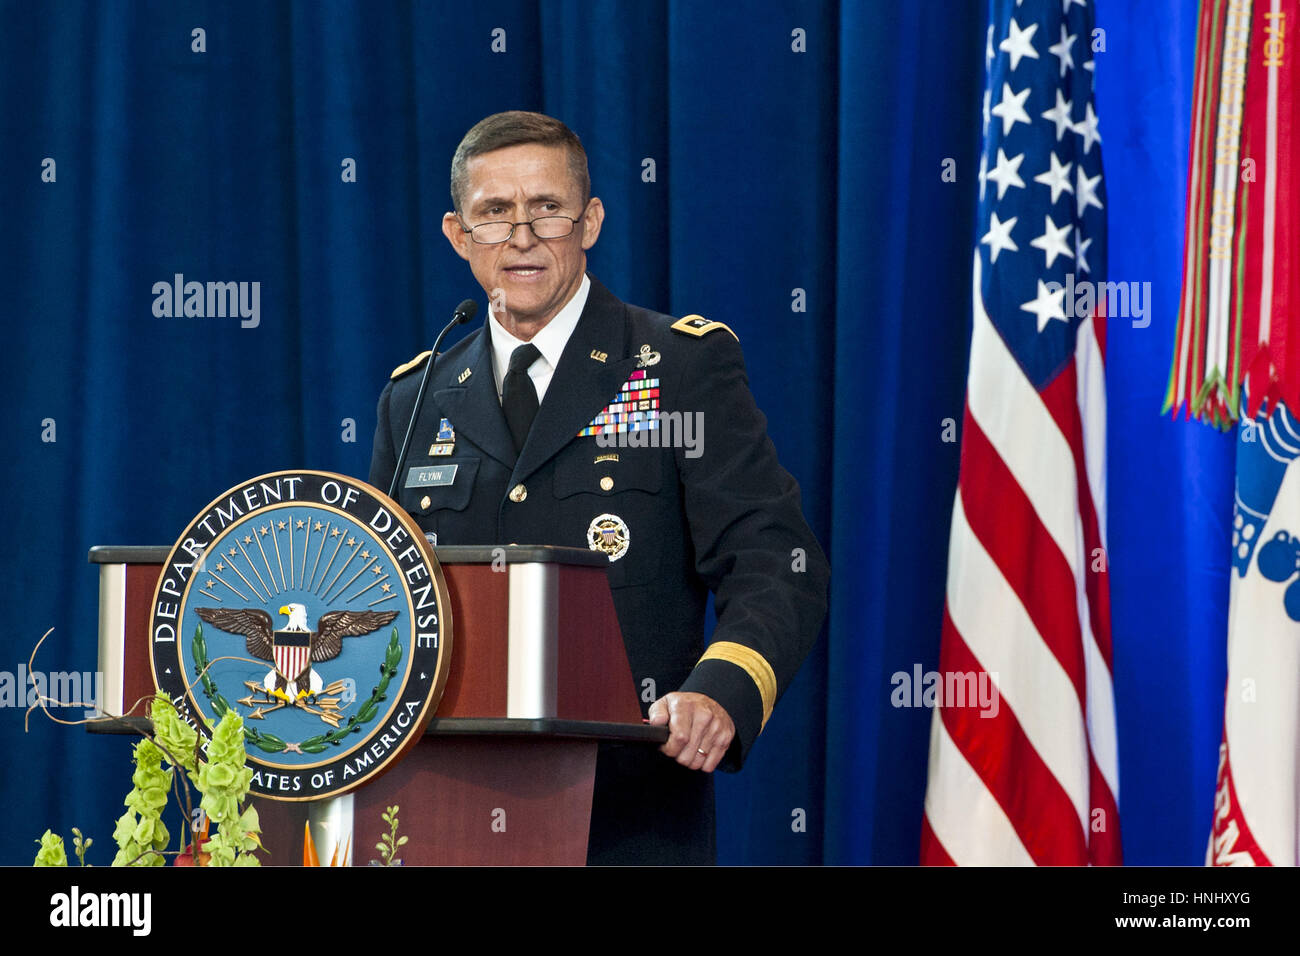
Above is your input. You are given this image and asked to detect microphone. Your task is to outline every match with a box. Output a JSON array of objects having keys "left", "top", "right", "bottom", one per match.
[
  {"left": 387, "top": 298, "right": 479, "bottom": 499},
  {"left": 450, "top": 298, "right": 478, "bottom": 325}
]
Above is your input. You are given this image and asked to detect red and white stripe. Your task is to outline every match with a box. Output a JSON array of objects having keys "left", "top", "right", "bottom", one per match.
[
  {"left": 275, "top": 644, "right": 310, "bottom": 682},
  {"left": 921, "top": 253, "right": 1122, "bottom": 865}
]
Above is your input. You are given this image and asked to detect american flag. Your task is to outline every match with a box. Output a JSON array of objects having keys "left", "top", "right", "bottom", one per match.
[{"left": 920, "top": 0, "right": 1122, "bottom": 865}]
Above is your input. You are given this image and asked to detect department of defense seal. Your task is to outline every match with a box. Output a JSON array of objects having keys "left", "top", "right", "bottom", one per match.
[{"left": 148, "top": 470, "right": 452, "bottom": 801}]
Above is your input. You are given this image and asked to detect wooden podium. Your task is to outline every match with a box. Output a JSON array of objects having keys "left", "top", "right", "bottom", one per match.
[{"left": 89, "top": 544, "right": 665, "bottom": 865}]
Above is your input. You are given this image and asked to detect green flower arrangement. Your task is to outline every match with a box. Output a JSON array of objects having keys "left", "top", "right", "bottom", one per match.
[
  {"left": 34, "top": 828, "right": 90, "bottom": 867},
  {"left": 111, "top": 737, "right": 172, "bottom": 866},
  {"left": 33, "top": 830, "right": 67, "bottom": 867},
  {"left": 151, "top": 694, "right": 200, "bottom": 783},
  {"left": 33, "top": 694, "right": 262, "bottom": 867},
  {"left": 196, "top": 708, "right": 261, "bottom": 867}
]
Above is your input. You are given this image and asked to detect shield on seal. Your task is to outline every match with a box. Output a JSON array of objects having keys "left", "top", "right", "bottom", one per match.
[{"left": 273, "top": 630, "right": 312, "bottom": 682}]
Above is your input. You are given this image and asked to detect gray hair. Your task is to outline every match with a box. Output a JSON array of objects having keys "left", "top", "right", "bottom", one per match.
[{"left": 450, "top": 111, "right": 590, "bottom": 214}]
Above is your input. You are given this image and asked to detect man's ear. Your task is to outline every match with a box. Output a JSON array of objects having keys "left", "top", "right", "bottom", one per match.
[
  {"left": 579, "top": 197, "right": 605, "bottom": 251},
  {"left": 442, "top": 212, "right": 472, "bottom": 261}
]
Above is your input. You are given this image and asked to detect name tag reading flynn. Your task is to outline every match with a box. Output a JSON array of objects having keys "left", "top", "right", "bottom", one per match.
[{"left": 405, "top": 464, "right": 459, "bottom": 488}]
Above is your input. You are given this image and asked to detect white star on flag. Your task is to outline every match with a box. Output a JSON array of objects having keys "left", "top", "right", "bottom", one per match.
[
  {"left": 1074, "top": 100, "right": 1101, "bottom": 153},
  {"left": 981, "top": 211, "right": 1019, "bottom": 263},
  {"left": 1074, "top": 231, "right": 1092, "bottom": 274},
  {"left": 1033, "top": 151, "right": 1073, "bottom": 204},
  {"left": 1030, "top": 213, "right": 1073, "bottom": 268},
  {"left": 999, "top": 19, "right": 1040, "bottom": 71},
  {"left": 1076, "top": 165, "right": 1103, "bottom": 217},
  {"left": 1020, "top": 278, "right": 1068, "bottom": 332},
  {"left": 992, "top": 82, "right": 1032, "bottom": 135},
  {"left": 1048, "top": 23, "right": 1076, "bottom": 77},
  {"left": 986, "top": 148, "right": 1026, "bottom": 200},
  {"left": 1041, "top": 89, "right": 1074, "bottom": 141}
]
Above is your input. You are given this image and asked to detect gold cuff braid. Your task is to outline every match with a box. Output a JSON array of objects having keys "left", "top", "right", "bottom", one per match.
[{"left": 698, "top": 642, "right": 777, "bottom": 730}]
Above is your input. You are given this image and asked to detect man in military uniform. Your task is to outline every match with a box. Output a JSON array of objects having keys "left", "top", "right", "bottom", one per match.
[{"left": 369, "top": 111, "right": 828, "bottom": 864}]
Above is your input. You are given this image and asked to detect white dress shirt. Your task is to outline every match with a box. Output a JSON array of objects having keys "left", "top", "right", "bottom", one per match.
[{"left": 487, "top": 274, "right": 591, "bottom": 405}]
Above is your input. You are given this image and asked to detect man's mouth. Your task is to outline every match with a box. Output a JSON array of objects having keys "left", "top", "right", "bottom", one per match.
[{"left": 504, "top": 265, "right": 545, "bottom": 277}]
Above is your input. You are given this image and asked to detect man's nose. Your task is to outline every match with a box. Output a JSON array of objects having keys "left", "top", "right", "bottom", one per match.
[{"left": 508, "top": 220, "right": 539, "bottom": 249}]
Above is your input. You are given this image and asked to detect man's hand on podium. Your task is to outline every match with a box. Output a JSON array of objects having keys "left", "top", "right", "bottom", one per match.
[{"left": 648, "top": 692, "right": 736, "bottom": 774}]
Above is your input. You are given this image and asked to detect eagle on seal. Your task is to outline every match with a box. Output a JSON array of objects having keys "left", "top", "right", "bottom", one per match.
[{"left": 195, "top": 603, "right": 397, "bottom": 701}]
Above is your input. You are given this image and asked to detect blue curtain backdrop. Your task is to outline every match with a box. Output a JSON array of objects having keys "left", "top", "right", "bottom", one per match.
[{"left": 0, "top": 0, "right": 1233, "bottom": 865}]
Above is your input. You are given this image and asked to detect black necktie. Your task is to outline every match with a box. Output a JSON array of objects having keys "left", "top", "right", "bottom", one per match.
[{"left": 502, "top": 343, "right": 541, "bottom": 454}]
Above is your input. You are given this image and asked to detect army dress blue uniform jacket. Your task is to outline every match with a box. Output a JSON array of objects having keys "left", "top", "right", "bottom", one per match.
[{"left": 369, "top": 276, "right": 829, "bottom": 864}]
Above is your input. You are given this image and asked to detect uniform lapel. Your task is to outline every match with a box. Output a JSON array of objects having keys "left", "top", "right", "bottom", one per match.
[
  {"left": 432, "top": 323, "right": 517, "bottom": 470},
  {"left": 512, "top": 278, "right": 639, "bottom": 484}
]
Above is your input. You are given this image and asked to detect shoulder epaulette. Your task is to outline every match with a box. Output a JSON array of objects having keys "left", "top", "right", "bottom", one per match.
[
  {"left": 390, "top": 350, "right": 432, "bottom": 380},
  {"left": 671, "top": 314, "right": 739, "bottom": 342}
]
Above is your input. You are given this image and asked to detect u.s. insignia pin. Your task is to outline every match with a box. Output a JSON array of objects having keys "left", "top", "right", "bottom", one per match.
[{"left": 587, "top": 513, "right": 630, "bottom": 562}]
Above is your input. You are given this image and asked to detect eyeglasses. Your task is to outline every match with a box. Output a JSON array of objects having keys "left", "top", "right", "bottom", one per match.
[{"left": 461, "top": 215, "right": 582, "bottom": 245}]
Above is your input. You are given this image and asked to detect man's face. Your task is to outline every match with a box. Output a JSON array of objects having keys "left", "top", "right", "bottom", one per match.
[{"left": 442, "top": 143, "right": 603, "bottom": 335}]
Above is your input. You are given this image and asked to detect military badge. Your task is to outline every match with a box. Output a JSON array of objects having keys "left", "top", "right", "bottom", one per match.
[
  {"left": 576, "top": 369, "right": 660, "bottom": 437},
  {"left": 436, "top": 418, "right": 455, "bottom": 442},
  {"left": 149, "top": 470, "right": 453, "bottom": 801},
  {"left": 636, "top": 344, "right": 661, "bottom": 368},
  {"left": 587, "top": 513, "right": 630, "bottom": 562}
]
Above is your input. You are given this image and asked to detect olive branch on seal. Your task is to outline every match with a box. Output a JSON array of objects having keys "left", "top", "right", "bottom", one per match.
[{"left": 297, "top": 630, "right": 401, "bottom": 754}]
